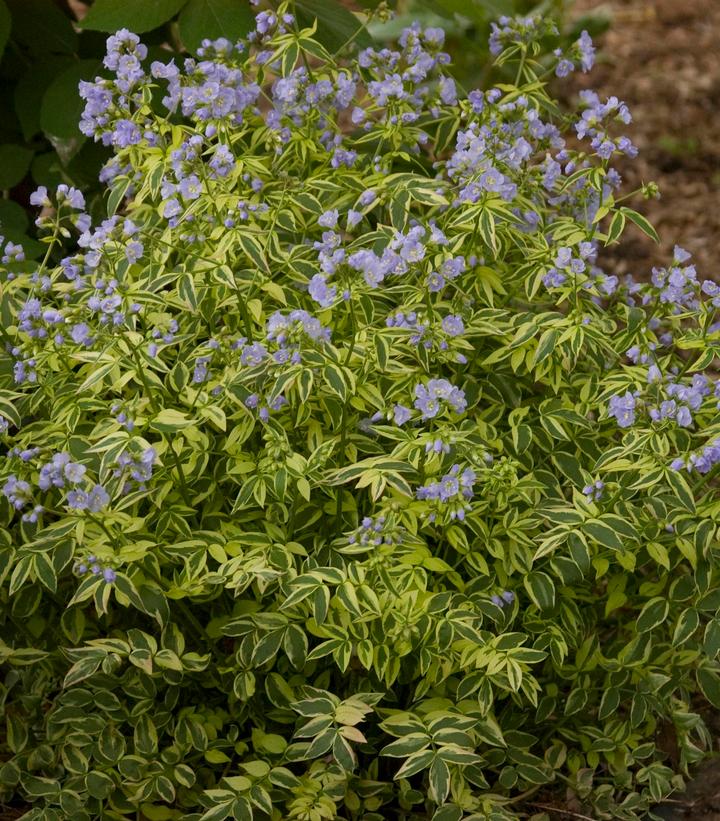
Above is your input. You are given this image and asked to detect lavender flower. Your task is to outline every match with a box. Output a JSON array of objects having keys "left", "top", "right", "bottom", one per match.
[{"left": 608, "top": 392, "right": 637, "bottom": 428}]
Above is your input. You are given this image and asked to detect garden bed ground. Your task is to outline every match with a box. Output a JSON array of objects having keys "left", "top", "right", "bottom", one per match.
[{"left": 566, "top": 0, "right": 720, "bottom": 281}]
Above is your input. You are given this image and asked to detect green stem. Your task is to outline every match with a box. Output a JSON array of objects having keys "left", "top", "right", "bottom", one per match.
[
  {"left": 140, "top": 564, "right": 215, "bottom": 648},
  {"left": 335, "top": 299, "right": 360, "bottom": 535},
  {"left": 128, "top": 343, "right": 192, "bottom": 507}
]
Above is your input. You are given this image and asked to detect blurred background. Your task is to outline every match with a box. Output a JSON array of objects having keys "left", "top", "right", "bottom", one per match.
[{"left": 0, "top": 0, "right": 717, "bottom": 279}]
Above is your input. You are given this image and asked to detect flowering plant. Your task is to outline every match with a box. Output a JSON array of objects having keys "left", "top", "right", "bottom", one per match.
[{"left": 1, "top": 6, "right": 719, "bottom": 821}]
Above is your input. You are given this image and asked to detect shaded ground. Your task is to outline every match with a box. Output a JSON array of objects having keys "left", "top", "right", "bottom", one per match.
[{"left": 565, "top": 0, "right": 720, "bottom": 280}]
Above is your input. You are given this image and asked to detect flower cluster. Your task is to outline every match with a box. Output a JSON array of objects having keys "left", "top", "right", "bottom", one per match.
[
  {"left": 347, "top": 515, "right": 402, "bottom": 549},
  {"left": 554, "top": 31, "right": 595, "bottom": 77},
  {"left": 607, "top": 392, "right": 637, "bottom": 428},
  {"left": 413, "top": 379, "right": 467, "bottom": 420},
  {"left": 385, "top": 310, "right": 467, "bottom": 362},
  {"left": 73, "top": 554, "right": 117, "bottom": 583},
  {"left": 672, "top": 440, "right": 720, "bottom": 475},
  {"left": 114, "top": 448, "right": 156, "bottom": 493},
  {"left": 416, "top": 465, "right": 476, "bottom": 522},
  {"left": 542, "top": 243, "right": 597, "bottom": 290},
  {"left": 236, "top": 310, "right": 331, "bottom": 369},
  {"left": 582, "top": 480, "right": 605, "bottom": 501},
  {"left": 488, "top": 16, "right": 557, "bottom": 56},
  {"left": 491, "top": 590, "right": 516, "bottom": 608},
  {"left": 575, "top": 90, "right": 636, "bottom": 159},
  {"left": 647, "top": 246, "right": 701, "bottom": 312}
]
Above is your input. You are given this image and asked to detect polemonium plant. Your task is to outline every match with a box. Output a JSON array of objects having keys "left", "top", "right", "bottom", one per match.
[{"left": 1, "top": 6, "right": 719, "bottom": 821}]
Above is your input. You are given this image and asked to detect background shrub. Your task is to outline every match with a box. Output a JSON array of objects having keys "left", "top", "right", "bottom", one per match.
[{"left": 0, "top": 3, "right": 718, "bottom": 821}]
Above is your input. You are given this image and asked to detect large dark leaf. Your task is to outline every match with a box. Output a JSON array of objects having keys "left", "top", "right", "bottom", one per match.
[
  {"left": 81, "top": 0, "right": 189, "bottom": 33},
  {"left": 14, "top": 57, "right": 72, "bottom": 141},
  {"left": 6, "top": 0, "right": 77, "bottom": 55},
  {"left": 0, "top": 0, "right": 10, "bottom": 61},
  {"left": 295, "top": 0, "right": 373, "bottom": 52},
  {"left": 0, "top": 144, "right": 33, "bottom": 189},
  {"left": 40, "top": 59, "right": 102, "bottom": 142},
  {"left": 178, "top": 0, "right": 255, "bottom": 53}
]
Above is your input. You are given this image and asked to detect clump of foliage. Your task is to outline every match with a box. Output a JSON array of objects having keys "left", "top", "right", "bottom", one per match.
[
  {"left": 0, "top": 0, "right": 376, "bottom": 255},
  {"left": 0, "top": 0, "right": 588, "bottom": 259},
  {"left": 1, "top": 5, "right": 720, "bottom": 821}
]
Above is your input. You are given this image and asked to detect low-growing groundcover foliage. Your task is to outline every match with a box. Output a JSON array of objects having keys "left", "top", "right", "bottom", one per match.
[{"left": 2, "top": 6, "right": 720, "bottom": 820}]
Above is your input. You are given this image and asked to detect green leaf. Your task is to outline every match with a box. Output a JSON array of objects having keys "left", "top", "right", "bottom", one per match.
[
  {"left": 86, "top": 770, "right": 114, "bottom": 799},
  {"left": 178, "top": 0, "right": 255, "bottom": 53},
  {"left": 150, "top": 408, "right": 196, "bottom": 433},
  {"left": 705, "top": 620, "right": 720, "bottom": 659},
  {"left": 198, "top": 801, "right": 235, "bottom": 821},
  {"left": 14, "top": 57, "right": 71, "bottom": 141},
  {"left": 381, "top": 734, "right": 430, "bottom": 758},
  {"left": 107, "top": 176, "right": 132, "bottom": 217},
  {"left": 620, "top": 207, "right": 660, "bottom": 243},
  {"left": 33, "top": 553, "right": 57, "bottom": 594},
  {"left": 394, "top": 748, "right": 434, "bottom": 779},
  {"left": 0, "top": 144, "right": 33, "bottom": 189},
  {"left": 238, "top": 232, "right": 269, "bottom": 272},
  {"left": 134, "top": 715, "right": 159, "bottom": 756},
  {"left": 583, "top": 519, "right": 624, "bottom": 552},
  {"left": 283, "top": 624, "right": 308, "bottom": 669},
  {"left": 533, "top": 328, "right": 558, "bottom": 366},
  {"left": 564, "top": 688, "right": 588, "bottom": 716},
  {"left": 6, "top": 0, "right": 77, "bottom": 54},
  {"left": 40, "top": 60, "right": 102, "bottom": 141},
  {"left": 0, "top": 199, "right": 28, "bottom": 235},
  {"left": 429, "top": 755, "right": 450, "bottom": 804},
  {"left": 295, "top": 0, "right": 373, "bottom": 52},
  {"left": 81, "top": 0, "right": 188, "bottom": 33},
  {"left": 598, "top": 687, "right": 620, "bottom": 720},
  {"left": 665, "top": 468, "right": 696, "bottom": 512},
  {"left": 432, "top": 807, "right": 463, "bottom": 821},
  {"left": 605, "top": 210, "right": 625, "bottom": 245},
  {"left": 0, "top": 1, "right": 11, "bottom": 63},
  {"left": 697, "top": 668, "right": 720, "bottom": 709},
  {"left": 636, "top": 597, "right": 670, "bottom": 633},
  {"left": 21, "top": 776, "right": 60, "bottom": 798},
  {"left": 523, "top": 571, "right": 555, "bottom": 611},
  {"left": 323, "top": 363, "right": 349, "bottom": 401},
  {"left": 672, "top": 608, "right": 699, "bottom": 646}
]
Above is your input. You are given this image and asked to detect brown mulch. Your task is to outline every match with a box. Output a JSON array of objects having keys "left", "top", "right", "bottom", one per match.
[{"left": 562, "top": 0, "right": 720, "bottom": 281}]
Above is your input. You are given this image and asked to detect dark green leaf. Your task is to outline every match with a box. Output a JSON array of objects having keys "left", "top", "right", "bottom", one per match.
[
  {"left": 85, "top": 770, "right": 114, "bottom": 800},
  {"left": 0, "top": 144, "right": 33, "bottom": 189},
  {"left": 524, "top": 571, "right": 555, "bottom": 611},
  {"left": 81, "top": 0, "right": 188, "bottom": 33},
  {"left": 697, "top": 668, "right": 720, "bottom": 709},
  {"left": 6, "top": 0, "right": 77, "bottom": 54},
  {"left": 583, "top": 519, "right": 624, "bottom": 552},
  {"left": 605, "top": 210, "right": 625, "bottom": 244},
  {"left": 295, "top": 0, "right": 372, "bottom": 52},
  {"left": 0, "top": 199, "right": 28, "bottom": 233},
  {"left": 636, "top": 597, "right": 670, "bottom": 633},
  {"left": 14, "top": 57, "right": 71, "bottom": 141},
  {"left": 179, "top": 0, "right": 255, "bottom": 53},
  {"left": 41, "top": 60, "right": 102, "bottom": 141},
  {"left": 0, "top": 0, "right": 10, "bottom": 61}
]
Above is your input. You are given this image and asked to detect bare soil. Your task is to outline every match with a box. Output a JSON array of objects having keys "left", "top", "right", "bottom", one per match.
[{"left": 563, "top": 0, "right": 720, "bottom": 281}]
